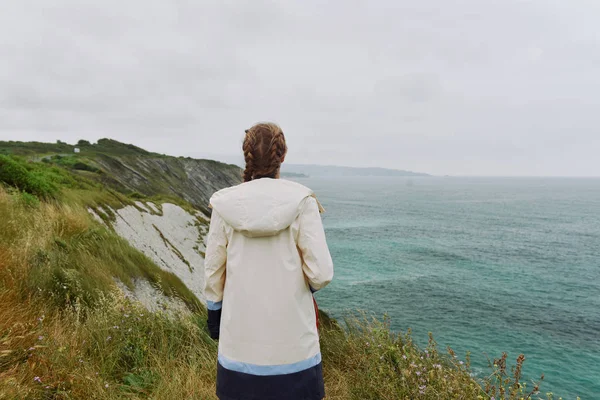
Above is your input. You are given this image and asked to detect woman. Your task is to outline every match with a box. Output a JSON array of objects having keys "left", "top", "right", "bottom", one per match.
[{"left": 204, "top": 122, "right": 334, "bottom": 400}]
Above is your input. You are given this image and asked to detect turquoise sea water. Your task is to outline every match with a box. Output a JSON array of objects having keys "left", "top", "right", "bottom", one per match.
[{"left": 301, "top": 177, "right": 600, "bottom": 399}]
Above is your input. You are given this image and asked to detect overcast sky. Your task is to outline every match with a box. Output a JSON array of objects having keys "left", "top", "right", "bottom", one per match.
[{"left": 1, "top": 1, "right": 599, "bottom": 176}]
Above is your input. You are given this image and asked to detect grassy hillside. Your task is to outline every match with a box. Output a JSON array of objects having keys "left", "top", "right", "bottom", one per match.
[
  {"left": 0, "top": 150, "right": 546, "bottom": 399},
  {"left": 0, "top": 139, "right": 242, "bottom": 213},
  {"left": 0, "top": 138, "right": 153, "bottom": 157}
]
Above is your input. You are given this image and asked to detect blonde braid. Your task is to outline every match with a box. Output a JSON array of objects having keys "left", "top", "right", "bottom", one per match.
[
  {"left": 267, "top": 131, "right": 287, "bottom": 177},
  {"left": 242, "top": 129, "right": 256, "bottom": 182}
]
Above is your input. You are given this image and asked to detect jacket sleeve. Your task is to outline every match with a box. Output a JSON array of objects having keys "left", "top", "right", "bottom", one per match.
[
  {"left": 204, "top": 209, "right": 228, "bottom": 339},
  {"left": 297, "top": 196, "right": 334, "bottom": 292}
]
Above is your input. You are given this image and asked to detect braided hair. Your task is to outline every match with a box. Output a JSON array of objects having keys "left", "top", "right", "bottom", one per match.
[{"left": 242, "top": 123, "right": 287, "bottom": 182}]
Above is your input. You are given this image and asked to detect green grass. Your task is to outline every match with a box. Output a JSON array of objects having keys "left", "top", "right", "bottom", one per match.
[
  {"left": 0, "top": 154, "right": 64, "bottom": 199},
  {"left": 0, "top": 138, "right": 163, "bottom": 158},
  {"left": 47, "top": 154, "right": 102, "bottom": 173},
  {"left": 0, "top": 140, "right": 75, "bottom": 156}
]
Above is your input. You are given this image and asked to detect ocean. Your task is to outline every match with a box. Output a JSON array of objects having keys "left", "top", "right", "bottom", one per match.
[{"left": 299, "top": 176, "right": 600, "bottom": 399}]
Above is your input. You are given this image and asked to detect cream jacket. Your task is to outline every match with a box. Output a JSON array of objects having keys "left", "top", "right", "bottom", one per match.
[{"left": 204, "top": 178, "right": 334, "bottom": 372}]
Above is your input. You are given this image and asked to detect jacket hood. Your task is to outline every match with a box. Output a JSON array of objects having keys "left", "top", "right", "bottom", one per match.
[{"left": 209, "top": 179, "right": 323, "bottom": 238}]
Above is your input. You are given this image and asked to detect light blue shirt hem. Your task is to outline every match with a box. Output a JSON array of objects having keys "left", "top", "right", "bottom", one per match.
[
  {"left": 207, "top": 300, "right": 222, "bottom": 310},
  {"left": 218, "top": 352, "right": 322, "bottom": 376}
]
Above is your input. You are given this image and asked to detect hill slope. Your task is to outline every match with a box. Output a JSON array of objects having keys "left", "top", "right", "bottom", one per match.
[{"left": 0, "top": 138, "right": 242, "bottom": 212}]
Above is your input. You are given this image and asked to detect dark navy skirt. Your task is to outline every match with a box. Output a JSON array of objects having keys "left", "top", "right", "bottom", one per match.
[{"left": 216, "top": 361, "right": 325, "bottom": 400}]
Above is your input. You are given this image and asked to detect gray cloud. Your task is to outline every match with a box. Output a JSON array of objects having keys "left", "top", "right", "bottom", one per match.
[{"left": 0, "top": 0, "right": 599, "bottom": 176}]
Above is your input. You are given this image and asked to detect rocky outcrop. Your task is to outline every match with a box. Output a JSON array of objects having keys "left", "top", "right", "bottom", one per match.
[{"left": 92, "top": 154, "right": 241, "bottom": 213}]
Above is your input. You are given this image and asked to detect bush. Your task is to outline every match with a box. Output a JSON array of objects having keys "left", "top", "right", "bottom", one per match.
[
  {"left": 18, "top": 192, "right": 40, "bottom": 208},
  {"left": 72, "top": 161, "right": 100, "bottom": 173},
  {"left": 0, "top": 155, "right": 59, "bottom": 199},
  {"left": 129, "top": 191, "right": 146, "bottom": 199},
  {"left": 0, "top": 154, "right": 29, "bottom": 186},
  {"left": 49, "top": 155, "right": 101, "bottom": 173}
]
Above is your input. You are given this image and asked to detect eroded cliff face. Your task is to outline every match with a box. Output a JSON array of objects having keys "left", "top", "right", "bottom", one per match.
[
  {"left": 90, "top": 201, "right": 210, "bottom": 313},
  {"left": 92, "top": 154, "right": 241, "bottom": 213},
  {"left": 85, "top": 153, "right": 240, "bottom": 312}
]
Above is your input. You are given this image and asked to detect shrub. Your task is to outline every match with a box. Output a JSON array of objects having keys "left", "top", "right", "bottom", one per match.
[
  {"left": 0, "top": 155, "right": 96, "bottom": 199},
  {"left": 0, "top": 155, "right": 58, "bottom": 199},
  {"left": 49, "top": 155, "right": 101, "bottom": 173},
  {"left": 129, "top": 191, "right": 146, "bottom": 199},
  {"left": 18, "top": 192, "right": 40, "bottom": 208},
  {"left": 0, "top": 154, "right": 29, "bottom": 184},
  {"left": 72, "top": 161, "right": 100, "bottom": 173}
]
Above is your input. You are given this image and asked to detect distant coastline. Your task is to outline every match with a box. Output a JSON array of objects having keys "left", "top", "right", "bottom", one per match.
[
  {"left": 281, "top": 172, "right": 310, "bottom": 178},
  {"left": 184, "top": 153, "right": 430, "bottom": 178},
  {"left": 281, "top": 164, "right": 430, "bottom": 178}
]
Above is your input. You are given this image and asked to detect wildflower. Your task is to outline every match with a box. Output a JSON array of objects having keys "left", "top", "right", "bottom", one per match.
[
  {"left": 112, "top": 326, "right": 119, "bottom": 329},
  {"left": 419, "top": 385, "right": 426, "bottom": 394},
  {"left": 366, "top": 342, "right": 369, "bottom": 347},
  {"left": 402, "top": 355, "right": 407, "bottom": 360},
  {"left": 416, "top": 371, "right": 421, "bottom": 376},
  {"left": 38, "top": 336, "right": 44, "bottom": 341},
  {"left": 79, "top": 359, "right": 84, "bottom": 363},
  {"left": 380, "top": 356, "right": 384, "bottom": 360},
  {"left": 124, "top": 314, "right": 129, "bottom": 318},
  {"left": 34, "top": 377, "right": 42, "bottom": 383},
  {"left": 105, "top": 383, "right": 109, "bottom": 388},
  {"left": 28, "top": 347, "right": 35, "bottom": 351},
  {"left": 459, "top": 361, "right": 464, "bottom": 365},
  {"left": 106, "top": 336, "right": 112, "bottom": 341},
  {"left": 45, "top": 386, "right": 50, "bottom": 389}
]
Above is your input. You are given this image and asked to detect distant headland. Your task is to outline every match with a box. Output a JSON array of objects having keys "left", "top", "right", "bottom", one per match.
[{"left": 281, "top": 164, "right": 430, "bottom": 178}]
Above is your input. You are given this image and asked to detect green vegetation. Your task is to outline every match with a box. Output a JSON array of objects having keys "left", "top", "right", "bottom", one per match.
[
  {"left": 0, "top": 138, "right": 242, "bottom": 212},
  {"left": 0, "top": 138, "right": 159, "bottom": 158},
  {"left": 0, "top": 140, "right": 75, "bottom": 156},
  {"left": 46, "top": 154, "right": 102, "bottom": 173},
  {"left": 0, "top": 154, "right": 81, "bottom": 199},
  {"left": 0, "top": 147, "right": 547, "bottom": 399}
]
